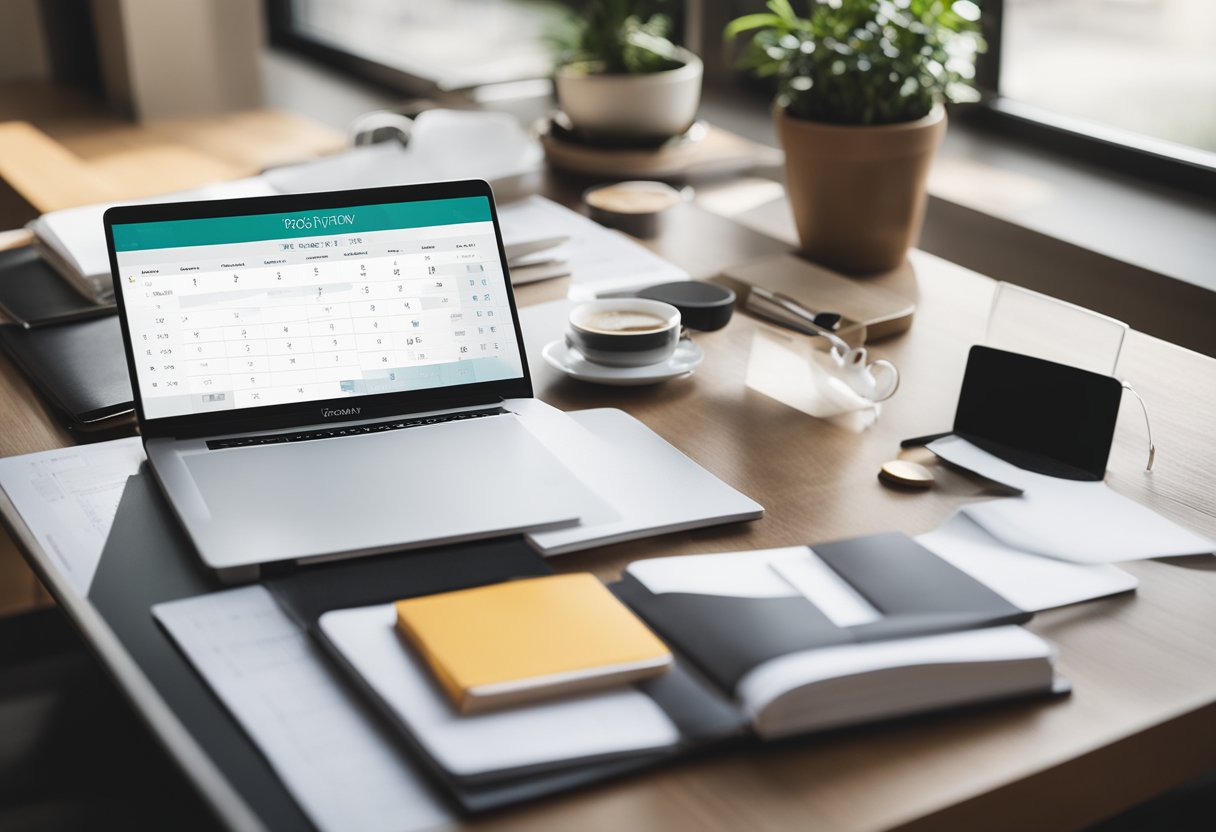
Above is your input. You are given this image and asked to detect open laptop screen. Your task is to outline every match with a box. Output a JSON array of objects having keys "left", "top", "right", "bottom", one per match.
[{"left": 109, "top": 193, "right": 525, "bottom": 424}]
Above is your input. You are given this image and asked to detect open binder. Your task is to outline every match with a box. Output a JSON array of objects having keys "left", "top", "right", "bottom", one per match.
[{"left": 268, "top": 534, "right": 1065, "bottom": 815}]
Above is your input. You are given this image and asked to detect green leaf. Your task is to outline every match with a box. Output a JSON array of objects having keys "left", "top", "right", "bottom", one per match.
[
  {"left": 724, "top": 0, "right": 984, "bottom": 124},
  {"left": 766, "top": 0, "right": 800, "bottom": 26},
  {"left": 724, "top": 13, "right": 784, "bottom": 41},
  {"left": 556, "top": 1, "right": 685, "bottom": 75}
]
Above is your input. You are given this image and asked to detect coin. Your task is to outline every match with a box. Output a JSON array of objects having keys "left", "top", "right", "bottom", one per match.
[{"left": 878, "top": 459, "right": 935, "bottom": 489}]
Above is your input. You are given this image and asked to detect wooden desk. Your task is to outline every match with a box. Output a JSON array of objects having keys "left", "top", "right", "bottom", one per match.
[{"left": 1, "top": 125, "right": 1214, "bottom": 832}]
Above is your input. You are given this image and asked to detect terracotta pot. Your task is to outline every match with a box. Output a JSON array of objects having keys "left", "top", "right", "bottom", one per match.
[
  {"left": 775, "top": 105, "right": 946, "bottom": 275},
  {"left": 556, "top": 48, "right": 703, "bottom": 143}
]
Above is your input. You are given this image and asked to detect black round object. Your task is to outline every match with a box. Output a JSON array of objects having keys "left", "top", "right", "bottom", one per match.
[{"left": 636, "top": 281, "right": 736, "bottom": 332}]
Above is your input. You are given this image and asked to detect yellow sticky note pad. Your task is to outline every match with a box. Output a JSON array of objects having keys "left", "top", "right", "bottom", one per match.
[{"left": 395, "top": 573, "right": 672, "bottom": 713}]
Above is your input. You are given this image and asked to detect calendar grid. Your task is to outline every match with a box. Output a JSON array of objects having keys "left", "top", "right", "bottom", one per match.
[{"left": 117, "top": 216, "right": 522, "bottom": 419}]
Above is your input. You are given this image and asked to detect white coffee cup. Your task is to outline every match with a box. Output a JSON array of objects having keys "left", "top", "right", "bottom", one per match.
[{"left": 566, "top": 299, "right": 681, "bottom": 367}]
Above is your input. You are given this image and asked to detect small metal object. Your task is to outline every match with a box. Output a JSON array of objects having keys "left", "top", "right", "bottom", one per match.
[
  {"left": 348, "top": 110, "right": 413, "bottom": 147},
  {"left": 746, "top": 286, "right": 844, "bottom": 341},
  {"left": 878, "top": 460, "right": 935, "bottom": 489}
]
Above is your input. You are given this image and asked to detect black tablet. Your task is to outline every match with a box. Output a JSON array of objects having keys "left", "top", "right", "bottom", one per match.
[{"left": 953, "top": 345, "right": 1123, "bottom": 481}]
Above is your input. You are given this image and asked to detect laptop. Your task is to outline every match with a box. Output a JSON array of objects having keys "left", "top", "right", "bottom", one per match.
[{"left": 104, "top": 180, "right": 606, "bottom": 580}]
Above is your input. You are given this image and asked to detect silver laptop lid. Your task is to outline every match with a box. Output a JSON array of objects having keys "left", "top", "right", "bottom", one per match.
[{"left": 104, "top": 180, "right": 533, "bottom": 439}]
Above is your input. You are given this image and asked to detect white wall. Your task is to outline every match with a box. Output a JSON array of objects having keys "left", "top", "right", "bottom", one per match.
[{"left": 92, "top": 0, "right": 264, "bottom": 119}]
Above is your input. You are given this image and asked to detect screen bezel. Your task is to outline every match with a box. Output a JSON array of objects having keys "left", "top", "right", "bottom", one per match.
[{"left": 104, "top": 179, "right": 533, "bottom": 439}]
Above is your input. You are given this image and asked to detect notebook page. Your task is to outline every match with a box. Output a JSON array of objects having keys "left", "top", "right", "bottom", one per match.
[{"left": 737, "top": 626, "right": 1054, "bottom": 738}]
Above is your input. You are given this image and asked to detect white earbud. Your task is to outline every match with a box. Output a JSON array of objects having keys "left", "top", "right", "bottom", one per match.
[{"left": 829, "top": 345, "right": 900, "bottom": 402}]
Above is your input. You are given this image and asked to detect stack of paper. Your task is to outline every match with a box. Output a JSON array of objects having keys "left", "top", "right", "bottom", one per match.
[
  {"left": 503, "top": 233, "right": 572, "bottom": 285},
  {"left": 497, "top": 196, "right": 686, "bottom": 298},
  {"left": 320, "top": 602, "right": 681, "bottom": 780},
  {"left": 29, "top": 177, "right": 277, "bottom": 303}
]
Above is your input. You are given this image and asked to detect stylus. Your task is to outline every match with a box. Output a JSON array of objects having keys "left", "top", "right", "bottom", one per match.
[{"left": 899, "top": 431, "right": 953, "bottom": 449}]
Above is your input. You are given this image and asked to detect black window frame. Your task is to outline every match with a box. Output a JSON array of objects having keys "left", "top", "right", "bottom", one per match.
[
  {"left": 963, "top": 0, "right": 1216, "bottom": 197},
  {"left": 264, "top": 0, "right": 450, "bottom": 95}
]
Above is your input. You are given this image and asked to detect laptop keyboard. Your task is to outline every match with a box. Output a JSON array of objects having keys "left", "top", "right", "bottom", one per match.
[{"left": 206, "top": 407, "right": 509, "bottom": 450}]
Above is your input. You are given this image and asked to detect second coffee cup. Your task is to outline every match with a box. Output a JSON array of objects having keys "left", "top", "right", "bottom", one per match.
[{"left": 566, "top": 299, "right": 681, "bottom": 367}]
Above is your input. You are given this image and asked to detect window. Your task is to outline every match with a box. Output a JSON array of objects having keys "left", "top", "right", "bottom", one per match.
[
  {"left": 999, "top": 0, "right": 1216, "bottom": 154},
  {"left": 976, "top": 0, "right": 1216, "bottom": 191},
  {"left": 267, "top": 0, "right": 567, "bottom": 93}
]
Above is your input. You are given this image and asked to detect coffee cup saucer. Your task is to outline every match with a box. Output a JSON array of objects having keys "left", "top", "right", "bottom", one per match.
[{"left": 541, "top": 338, "right": 704, "bottom": 386}]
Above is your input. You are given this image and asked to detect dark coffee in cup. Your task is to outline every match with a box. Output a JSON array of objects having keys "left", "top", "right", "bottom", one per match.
[{"left": 567, "top": 299, "right": 681, "bottom": 367}]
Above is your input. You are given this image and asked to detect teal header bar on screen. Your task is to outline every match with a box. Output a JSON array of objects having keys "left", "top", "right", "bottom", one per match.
[{"left": 111, "top": 196, "right": 492, "bottom": 252}]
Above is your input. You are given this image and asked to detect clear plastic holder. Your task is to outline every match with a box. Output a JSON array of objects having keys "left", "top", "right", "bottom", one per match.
[
  {"left": 745, "top": 328, "right": 892, "bottom": 432},
  {"left": 985, "top": 282, "right": 1127, "bottom": 376}
]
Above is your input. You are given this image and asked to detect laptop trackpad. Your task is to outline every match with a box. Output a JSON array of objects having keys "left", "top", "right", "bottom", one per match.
[{"left": 182, "top": 415, "right": 590, "bottom": 565}]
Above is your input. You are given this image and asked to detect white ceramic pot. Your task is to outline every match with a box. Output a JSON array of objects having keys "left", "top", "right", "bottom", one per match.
[{"left": 555, "top": 47, "right": 702, "bottom": 142}]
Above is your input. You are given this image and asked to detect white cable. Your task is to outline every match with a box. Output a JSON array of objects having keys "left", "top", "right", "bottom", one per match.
[{"left": 1121, "top": 381, "right": 1156, "bottom": 471}]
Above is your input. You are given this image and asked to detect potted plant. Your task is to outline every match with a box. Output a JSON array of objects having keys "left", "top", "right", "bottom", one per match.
[
  {"left": 727, "top": 0, "right": 984, "bottom": 274},
  {"left": 550, "top": 1, "right": 703, "bottom": 143}
]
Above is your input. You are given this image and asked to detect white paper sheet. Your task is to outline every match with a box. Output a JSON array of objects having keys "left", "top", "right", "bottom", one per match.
[
  {"left": 0, "top": 437, "right": 146, "bottom": 594},
  {"left": 497, "top": 196, "right": 687, "bottom": 298},
  {"left": 263, "top": 109, "right": 541, "bottom": 194},
  {"left": 625, "top": 547, "right": 808, "bottom": 599},
  {"left": 319, "top": 603, "right": 681, "bottom": 779},
  {"left": 625, "top": 547, "right": 882, "bottom": 628},
  {"left": 929, "top": 435, "right": 1214, "bottom": 563},
  {"left": 154, "top": 587, "right": 451, "bottom": 832},
  {"left": 772, "top": 553, "right": 883, "bottom": 626},
  {"left": 916, "top": 513, "right": 1138, "bottom": 611}
]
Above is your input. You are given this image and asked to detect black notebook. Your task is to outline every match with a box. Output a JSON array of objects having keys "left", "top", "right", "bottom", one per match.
[
  {"left": 0, "top": 315, "right": 134, "bottom": 430},
  {"left": 269, "top": 535, "right": 1065, "bottom": 815},
  {"left": 0, "top": 246, "right": 114, "bottom": 328}
]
